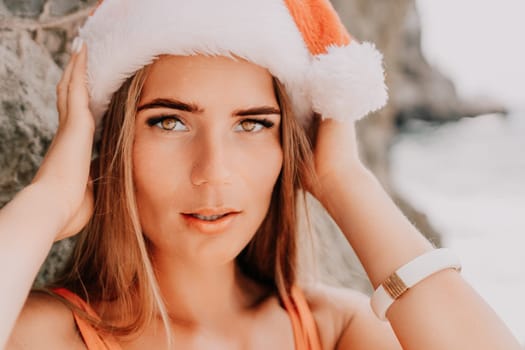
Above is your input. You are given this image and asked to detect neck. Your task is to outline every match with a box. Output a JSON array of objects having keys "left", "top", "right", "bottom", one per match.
[{"left": 151, "top": 253, "right": 269, "bottom": 327}]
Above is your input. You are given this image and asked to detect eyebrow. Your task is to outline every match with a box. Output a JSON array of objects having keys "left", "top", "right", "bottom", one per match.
[
  {"left": 233, "top": 106, "right": 281, "bottom": 116},
  {"left": 137, "top": 98, "right": 280, "bottom": 116},
  {"left": 137, "top": 98, "right": 203, "bottom": 113}
]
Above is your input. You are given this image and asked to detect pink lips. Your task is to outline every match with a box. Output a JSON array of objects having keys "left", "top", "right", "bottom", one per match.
[{"left": 181, "top": 210, "right": 241, "bottom": 234}]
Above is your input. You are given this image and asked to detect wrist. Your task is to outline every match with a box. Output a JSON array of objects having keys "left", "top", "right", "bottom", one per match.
[
  {"left": 315, "top": 164, "right": 376, "bottom": 213},
  {"left": 313, "top": 164, "right": 434, "bottom": 287}
]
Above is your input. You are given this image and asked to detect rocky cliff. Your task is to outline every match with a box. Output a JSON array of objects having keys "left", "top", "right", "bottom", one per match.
[{"left": 0, "top": 0, "right": 497, "bottom": 291}]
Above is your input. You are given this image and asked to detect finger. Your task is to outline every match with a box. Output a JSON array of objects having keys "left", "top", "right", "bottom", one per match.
[
  {"left": 49, "top": 46, "right": 82, "bottom": 162},
  {"left": 68, "top": 42, "right": 89, "bottom": 109},
  {"left": 56, "top": 48, "right": 79, "bottom": 124},
  {"left": 67, "top": 42, "right": 93, "bottom": 124}
]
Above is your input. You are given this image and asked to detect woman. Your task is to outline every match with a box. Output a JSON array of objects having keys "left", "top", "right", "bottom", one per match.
[{"left": 1, "top": 0, "right": 521, "bottom": 349}]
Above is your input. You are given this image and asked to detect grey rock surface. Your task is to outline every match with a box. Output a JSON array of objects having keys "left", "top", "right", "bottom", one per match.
[
  {"left": 0, "top": 30, "right": 59, "bottom": 206},
  {"left": 3, "top": 0, "right": 45, "bottom": 18},
  {"left": 392, "top": 2, "right": 506, "bottom": 124},
  {"left": 49, "top": 0, "right": 80, "bottom": 17}
]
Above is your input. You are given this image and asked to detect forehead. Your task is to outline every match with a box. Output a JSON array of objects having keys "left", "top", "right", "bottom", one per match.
[{"left": 139, "top": 55, "right": 276, "bottom": 105}]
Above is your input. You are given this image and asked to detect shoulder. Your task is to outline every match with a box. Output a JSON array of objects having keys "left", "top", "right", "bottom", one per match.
[
  {"left": 302, "top": 283, "right": 402, "bottom": 350},
  {"left": 6, "top": 290, "right": 85, "bottom": 350}
]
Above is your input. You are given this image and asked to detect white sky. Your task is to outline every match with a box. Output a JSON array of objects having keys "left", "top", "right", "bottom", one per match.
[{"left": 416, "top": 0, "right": 525, "bottom": 109}]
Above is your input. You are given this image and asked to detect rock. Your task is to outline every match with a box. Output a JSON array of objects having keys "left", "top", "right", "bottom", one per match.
[
  {"left": 0, "top": 1, "right": 10, "bottom": 17},
  {"left": 0, "top": 30, "right": 59, "bottom": 205},
  {"left": 392, "top": 2, "right": 506, "bottom": 125},
  {"left": 3, "top": 0, "right": 45, "bottom": 18},
  {"left": 49, "top": 0, "right": 80, "bottom": 17},
  {"left": 34, "top": 236, "right": 77, "bottom": 287},
  {"left": 39, "top": 27, "right": 65, "bottom": 54},
  {"left": 0, "top": 1, "right": 96, "bottom": 67}
]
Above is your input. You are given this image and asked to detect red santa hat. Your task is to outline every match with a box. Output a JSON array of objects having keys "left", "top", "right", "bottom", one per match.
[{"left": 79, "top": 0, "right": 387, "bottom": 130}]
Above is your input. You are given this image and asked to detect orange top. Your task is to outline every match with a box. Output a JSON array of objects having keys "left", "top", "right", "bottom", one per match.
[{"left": 53, "top": 286, "right": 322, "bottom": 350}]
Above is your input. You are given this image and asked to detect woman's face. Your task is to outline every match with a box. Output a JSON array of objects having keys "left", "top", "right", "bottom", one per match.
[{"left": 133, "top": 55, "right": 283, "bottom": 265}]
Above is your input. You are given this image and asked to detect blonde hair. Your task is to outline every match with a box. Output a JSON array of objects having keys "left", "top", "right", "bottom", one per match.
[{"left": 49, "top": 62, "right": 317, "bottom": 342}]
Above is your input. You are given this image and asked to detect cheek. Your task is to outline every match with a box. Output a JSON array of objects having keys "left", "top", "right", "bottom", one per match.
[
  {"left": 132, "top": 139, "right": 185, "bottom": 225},
  {"left": 241, "top": 139, "right": 283, "bottom": 204}
]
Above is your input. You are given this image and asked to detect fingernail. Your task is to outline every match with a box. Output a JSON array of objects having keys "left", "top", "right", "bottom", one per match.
[{"left": 71, "top": 37, "right": 84, "bottom": 54}]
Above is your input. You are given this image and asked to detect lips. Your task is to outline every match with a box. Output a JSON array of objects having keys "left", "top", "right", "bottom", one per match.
[
  {"left": 190, "top": 213, "right": 228, "bottom": 221},
  {"left": 181, "top": 208, "right": 241, "bottom": 234},
  {"left": 183, "top": 208, "right": 240, "bottom": 217}
]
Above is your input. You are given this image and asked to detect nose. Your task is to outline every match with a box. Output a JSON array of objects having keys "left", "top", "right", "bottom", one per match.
[{"left": 190, "top": 130, "right": 233, "bottom": 187}]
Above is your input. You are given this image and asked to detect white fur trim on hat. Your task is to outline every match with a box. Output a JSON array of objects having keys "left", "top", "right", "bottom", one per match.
[
  {"left": 308, "top": 42, "right": 388, "bottom": 122},
  {"left": 79, "top": 0, "right": 311, "bottom": 126}
]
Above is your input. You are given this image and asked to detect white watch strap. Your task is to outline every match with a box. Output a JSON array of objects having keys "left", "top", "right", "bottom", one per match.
[{"left": 370, "top": 248, "right": 461, "bottom": 320}]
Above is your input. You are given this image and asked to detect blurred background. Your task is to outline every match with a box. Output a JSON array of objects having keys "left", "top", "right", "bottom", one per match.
[
  {"left": 0, "top": 0, "right": 523, "bottom": 345},
  {"left": 392, "top": 0, "right": 525, "bottom": 344}
]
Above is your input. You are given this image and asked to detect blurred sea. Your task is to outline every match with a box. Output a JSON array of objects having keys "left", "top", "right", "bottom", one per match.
[{"left": 390, "top": 111, "right": 525, "bottom": 344}]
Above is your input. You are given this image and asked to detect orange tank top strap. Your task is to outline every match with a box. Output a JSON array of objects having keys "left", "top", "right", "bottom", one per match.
[
  {"left": 282, "top": 285, "right": 323, "bottom": 350},
  {"left": 52, "top": 288, "right": 122, "bottom": 350}
]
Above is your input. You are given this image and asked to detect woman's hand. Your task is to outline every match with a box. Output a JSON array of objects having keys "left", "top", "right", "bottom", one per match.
[
  {"left": 306, "top": 114, "right": 367, "bottom": 203},
  {"left": 31, "top": 39, "right": 95, "bottom": 241}
]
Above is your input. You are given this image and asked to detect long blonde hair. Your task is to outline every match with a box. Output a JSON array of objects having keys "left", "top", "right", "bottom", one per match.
[{"left": 50, "top": 62, "right": 317, "bottom": 340}]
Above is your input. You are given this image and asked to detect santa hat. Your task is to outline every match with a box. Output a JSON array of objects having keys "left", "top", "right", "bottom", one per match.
[{"left": 78, "top": 0, "right": 387, "bottom": 130}]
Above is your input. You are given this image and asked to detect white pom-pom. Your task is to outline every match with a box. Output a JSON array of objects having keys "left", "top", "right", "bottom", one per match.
[{"left": 308, "top": 42, "right": 388, "bottom": 121}]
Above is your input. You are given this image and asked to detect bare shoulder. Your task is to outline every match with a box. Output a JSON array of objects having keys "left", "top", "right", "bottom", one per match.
[
  {"left": 6, "top": 291, "right": 85, "bottom": 350},
  {"left": 302, "top": 283, "right": 402, "bottom": 350}
]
